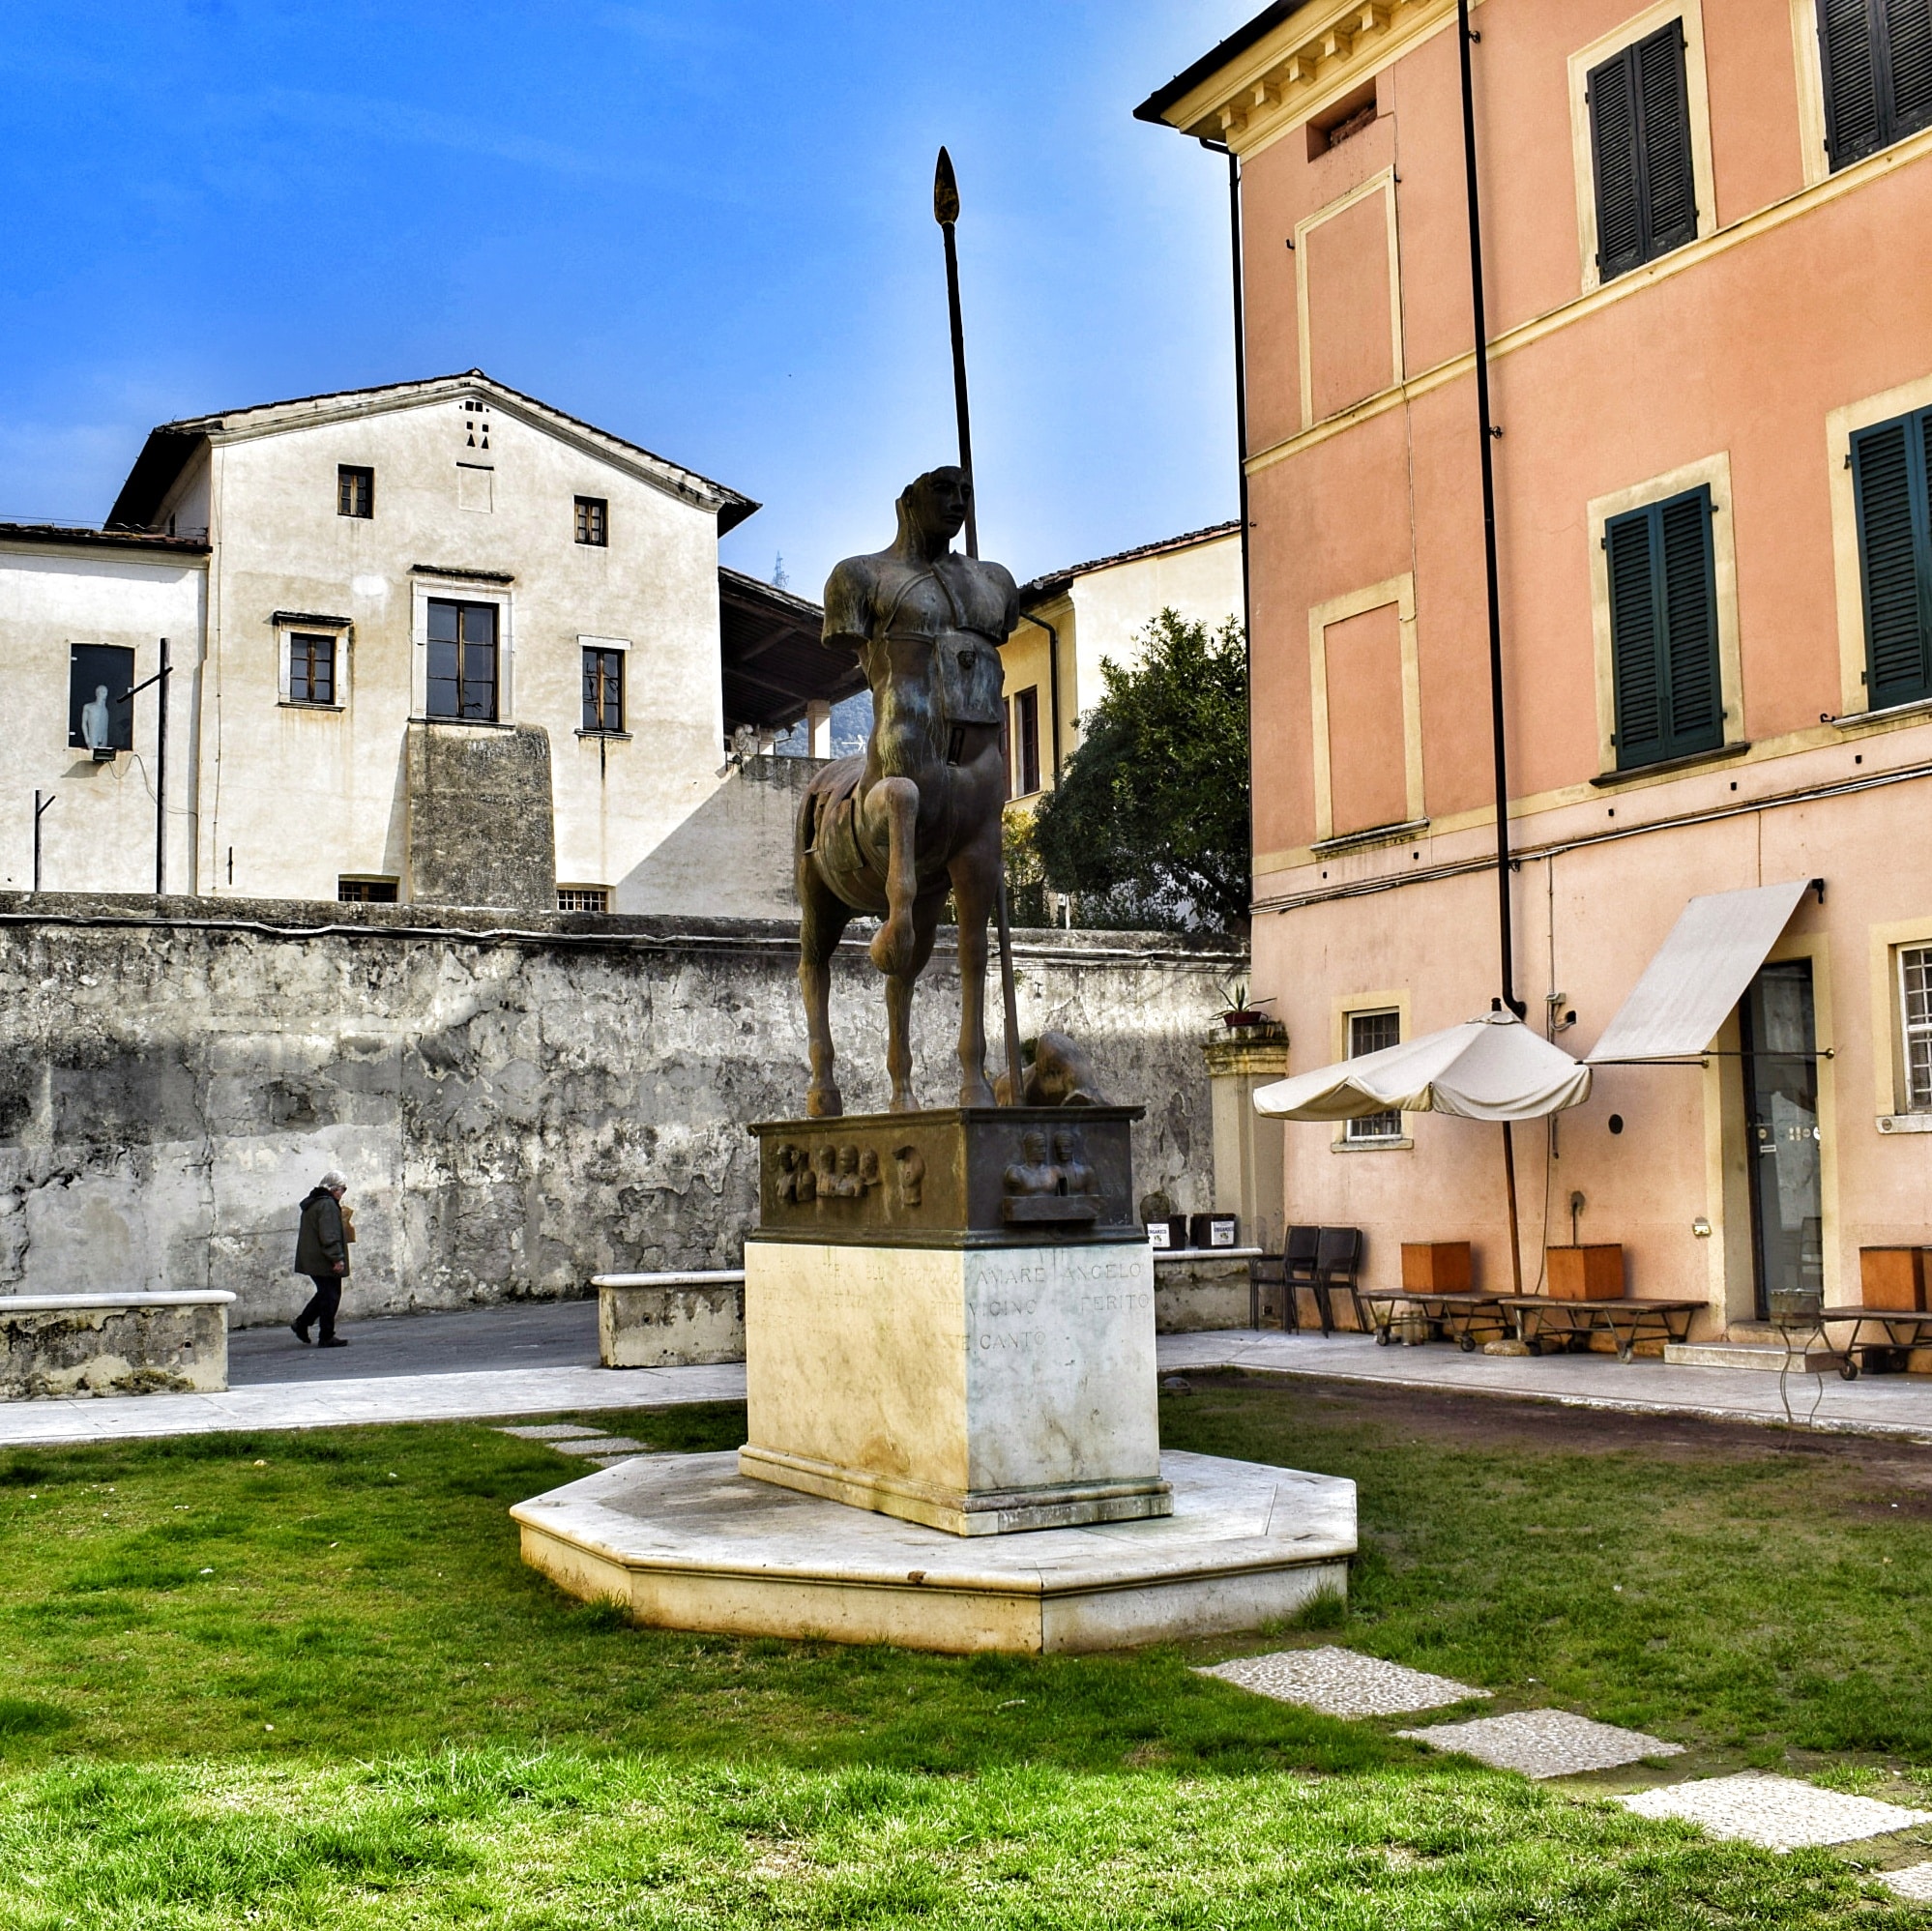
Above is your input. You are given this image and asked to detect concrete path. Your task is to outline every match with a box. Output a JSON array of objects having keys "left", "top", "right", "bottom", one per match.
[{"left": 11, "top": 1305, "right": 1932, "bottom": 1448}]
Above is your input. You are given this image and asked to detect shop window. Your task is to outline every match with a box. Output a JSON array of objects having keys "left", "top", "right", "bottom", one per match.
[
  {"left": 1819, "top": 0, "right": 1932, "bottom": 171},
  {"left": 1606, "top": 485, "right": 1722, "bottom": 769},
  {"left": 1587, "top": 18, "right": 1698, "bottom": 280},
  {"left": 425, "top": 599, "right": 499, "bottom": 720},
  {"left": 68, "top": 643, "right": 134, "bottom": 752},
  {"left": 1851, "top": 405, "right": 1932, "bottom": 710},
  {"left": 1344, "top": 1009, "right": 1402, "bottom": 1142}
]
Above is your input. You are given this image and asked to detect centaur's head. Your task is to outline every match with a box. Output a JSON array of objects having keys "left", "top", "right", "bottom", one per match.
[{"left": 896, "top": 466, "right": 971, "bottom": 549}]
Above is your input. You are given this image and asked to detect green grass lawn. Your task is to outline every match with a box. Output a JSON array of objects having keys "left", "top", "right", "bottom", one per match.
[{"left": 2, "top": 1375, "right": 1929, "bottom": 1925}]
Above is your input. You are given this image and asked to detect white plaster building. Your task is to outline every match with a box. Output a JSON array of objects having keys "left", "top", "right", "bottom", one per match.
[
  {"left": 995, "top": 522, "right": 1243, "bottom": 801},
  {"left": 2, "top": 371, "right": 853, "bottom": 913}
]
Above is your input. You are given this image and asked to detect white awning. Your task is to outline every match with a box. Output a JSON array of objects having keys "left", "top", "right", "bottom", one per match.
[
  {"left": 1586, "top": 879, "right": 1812, "bottom": 1065},
  {"left": 1253, "top": 1012, "right": 1592, "bottom": 1124}
]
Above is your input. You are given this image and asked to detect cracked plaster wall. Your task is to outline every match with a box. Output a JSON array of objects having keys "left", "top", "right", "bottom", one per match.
[{"left": 0, "top": 896, "right": 1239, "bottom": 1328}]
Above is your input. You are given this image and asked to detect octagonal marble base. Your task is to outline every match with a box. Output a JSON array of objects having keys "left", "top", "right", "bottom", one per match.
[{"left": 512, "top": 1448, "right": 1355, "bottom": 1653}]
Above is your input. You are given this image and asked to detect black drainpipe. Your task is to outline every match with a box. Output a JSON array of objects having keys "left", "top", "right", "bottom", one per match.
[{"left": 1455, "top": 0, "right": 1521, "bottom": 1019}]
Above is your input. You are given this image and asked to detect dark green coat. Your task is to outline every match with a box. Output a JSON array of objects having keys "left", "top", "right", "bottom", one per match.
[{"left": 294, "top": 1189, "right": 348, "bottom": 1277}]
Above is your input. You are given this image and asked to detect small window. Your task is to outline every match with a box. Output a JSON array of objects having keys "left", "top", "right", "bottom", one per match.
[
  {"left": 1587, "top": 19, "right": 1698, "bottom": 280},
  {"left": 68, "top": 643, "right": 134, "bottom": 752},
  {"left": 288, "top": 633, "right": 337, "bottom": 705},
  {"left": 425, "top": 599, "right": 499, "bottom": 720},
  {"left": 1902, "top": 946, "right": 1932, "bottom": 1109},
  {"left": 337, "top": 877, "right": 398, "bottom": 903},
  {"left": 574, "top": 496, "right": 608, "bottom": 546},
  {"left": 1820, "top": 0, "right": 1932, "bottom": 170},
  {"left": 1606, "top": 485, "right": 1722, "bottom": 769},
  {"left": 558, "top": 886, "right": 609, "bottom": 913},
  {"left": 1011, "top": 686, "right": 1041, "bottom": 796},
  {"left": 337, "top": 466, "right": 374, "bottom": 518},
  {"left": 581, "top": 646, "right": 624, "bottom": 733},
  {"left": 1851, "top": 406, "right": 1932, "bottom": 710},
  {"left": 1344, "top": 1009, "right": 1403, "bottom": 1142}
]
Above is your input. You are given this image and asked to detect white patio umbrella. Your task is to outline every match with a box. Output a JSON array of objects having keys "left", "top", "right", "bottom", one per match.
[{"left": 1252, "top": 1011, "right": 1592, "bottom": 1293}]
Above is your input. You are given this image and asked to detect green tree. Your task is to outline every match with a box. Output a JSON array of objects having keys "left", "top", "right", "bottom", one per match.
[{"left": 1029, "top": 610, "right": 1249, "bottom": 936}]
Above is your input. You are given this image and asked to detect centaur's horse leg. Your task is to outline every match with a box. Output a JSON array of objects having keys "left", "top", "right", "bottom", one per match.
[
  {"left": 948, "top": 823, "right": 1002, "bottom": 1107},
  {"left": 883, "top": 887, "right": 947, "bottom": 1112},
  {"left": 798, "top": 845, "right": 854, "bottom": 1119},
  {"left": 862, "top": 775, "right": 921, "bottom": 977}
]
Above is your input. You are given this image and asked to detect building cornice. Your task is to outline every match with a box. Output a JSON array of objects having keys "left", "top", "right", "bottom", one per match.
[{"left": 1139, "top": 0, "right": 1467, "bottom": 155}]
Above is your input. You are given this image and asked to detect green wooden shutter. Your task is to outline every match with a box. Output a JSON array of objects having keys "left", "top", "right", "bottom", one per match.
[
  {"left": 1608, "top": 486, "right": 1721, "bottom": 770},
  {"left": 1882, "top": 0, "right": 1932, "bottom": 139},
  {"left": 1588, "top": 23, "right": 1696, "bottom": 279},
  {"left": 1589, "top": 49, "right": 1644, "bottom": 278},
  {"left": 1852, "top": 410, "right": 1932, "bottom": 709},
  {"left": 1608, "top": 512, "right": 1664, "bottom": 767},
  {"left": 1823, "top": 0, "right": 1883, "bottom": 166},
  {"left": 1637, "top": 22, "right": 1698, "bottom": 252}
]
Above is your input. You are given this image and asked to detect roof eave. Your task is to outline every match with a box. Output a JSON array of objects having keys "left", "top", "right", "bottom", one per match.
[{"left": 1134, "top": 1, "right": 1306, "bottom": 132}]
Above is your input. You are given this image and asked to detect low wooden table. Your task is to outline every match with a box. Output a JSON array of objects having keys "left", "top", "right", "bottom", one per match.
[
  {"left": 1500, "top": 1296, "right": 1705, "bottom": 1361},
  {"left": 1357, "top": 1288, "right": 1509, "bottom": 1352},
  {"left": 1820, "top": 1304, "right": 1932, "bottom": 1381}
]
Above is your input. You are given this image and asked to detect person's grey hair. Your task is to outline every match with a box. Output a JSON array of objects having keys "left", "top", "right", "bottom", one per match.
[{"left": 319, "top": 1170, "right": 348, "bottom": 1191}]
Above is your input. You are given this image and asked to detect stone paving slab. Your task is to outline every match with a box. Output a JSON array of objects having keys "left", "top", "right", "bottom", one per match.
[
  {"left": 1399, "top": 1708, "right": 1683, "bottom": 1777},
  {"left": 1619, "top": 1772, "right": 1932, "bottom": 1850},
  {"left": 1199, "top": 1646, "right": 1487, "bottom": 1717},
  {"left": 1880, "top": 1861, "right": 1932, "bottom": 1901},
  {"left": 496, "top": 1423, "right": 612, "bottom": 1440},
  {"left": 0, "top": 1362, "right": 748, "bottom": 1448},
  {"left": 1156, "top": 1331, "right": 1932, "bottom": 1446},
  {"left": 550, "top": 1436, "right": 650, "bottom": 1456}
]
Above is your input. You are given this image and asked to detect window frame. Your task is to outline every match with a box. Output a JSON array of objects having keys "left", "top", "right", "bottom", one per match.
[
  {"left": 424, "top": 597, "right": 502, "bottom": 722},
  {"left": 337, "top": 877, "right": 399, "bottom": 903},
  {"left": 581, "top": 643, "right": 625, "bottom": 735},
  {"left": 67, "top": 642, "right": 136, "bottom": 752},
  {"left": 286, "top": 631, "right": 337, "bottom": 707},
  {"left": 412, "top": 579, "right": 512, "bottom": 722},
  {"left": 1342, "top": 1007, "right": 1405, "bottom": 1145},
  {"left": 574, "top": 496, "right": 609, "bottom": 547},
  {"left": 1900, "top": 944, "right": 1932, "bottom": 1110},
  {"left": 557, "top": 886, "right": 610, "bottom": 913},
  {"left": 337, "top": 465, "right": 374, "bottom": 519},
  {"left": 1566, "top": 3, "right": 1716, "bottom": 295},
  {"left": 1850, "top": 403, "right": 1932, "bottom": 712},
  {"left": 1011, "top": 685, "right": 1041, "bottom": 797}
]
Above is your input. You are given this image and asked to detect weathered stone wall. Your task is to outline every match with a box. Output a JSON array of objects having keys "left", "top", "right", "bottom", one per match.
[{"left": 0, "top": 895, "right": 1238, "bottom": 1328}]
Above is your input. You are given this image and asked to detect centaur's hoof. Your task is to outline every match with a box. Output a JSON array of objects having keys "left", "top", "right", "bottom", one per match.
[
  {"left": 869, "top": 917, "right": 917, "bottom": 977},
  {"left": 805, "top": 1085, "right": 844, "bottom": 1119},
  {"left": 958, "top": 1074, "right": 996, "bottom": 1107}
]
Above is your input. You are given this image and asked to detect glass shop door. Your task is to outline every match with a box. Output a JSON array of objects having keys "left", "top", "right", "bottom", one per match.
[{"left": 1738, "top": 959, "right": 1823, "bottom": 1320}]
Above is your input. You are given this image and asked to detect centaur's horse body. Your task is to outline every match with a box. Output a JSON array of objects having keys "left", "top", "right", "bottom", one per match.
[{"left": 796, "top": 468, "right": 1018, "bottom": 1116}]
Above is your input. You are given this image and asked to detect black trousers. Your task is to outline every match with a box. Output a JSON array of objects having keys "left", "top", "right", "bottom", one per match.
[{"left": 296, "top": 1273, "right": 341, "bottom": 1341}]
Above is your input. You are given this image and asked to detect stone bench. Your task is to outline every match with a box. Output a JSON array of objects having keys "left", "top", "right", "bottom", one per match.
[
  {"left": 594, "top": 1249, "right": 1264, "bottom": 1369},
  {"left": 0, "top": 1291, "right": 236, "bottom": 1399},
  {"left": 594, "top": 1271, "right": 747, "bottom": 1368}
]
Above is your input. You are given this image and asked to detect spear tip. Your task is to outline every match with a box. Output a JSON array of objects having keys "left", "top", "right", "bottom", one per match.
[{"left": 933, "top": 145, "right": 959, "bottom": 225}]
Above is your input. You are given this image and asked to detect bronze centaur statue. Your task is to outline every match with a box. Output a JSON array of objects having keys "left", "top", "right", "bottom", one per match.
[{"left": 795, "top": 467, "right": 1019, "bottom": 1116}]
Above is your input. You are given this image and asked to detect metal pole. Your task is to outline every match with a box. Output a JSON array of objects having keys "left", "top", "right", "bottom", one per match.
[
  {"left": 155, "top": 637, "right": 169, "bottom": 896},
  {"left": 33, "top": 790, "right": 54, "bottom": 892},
  {"left": 1456, "top": 0, "right": 1521, "bottom": 1020},
  {"left": 935, "top": 145, "right": 1023, "bottom": 1101}
]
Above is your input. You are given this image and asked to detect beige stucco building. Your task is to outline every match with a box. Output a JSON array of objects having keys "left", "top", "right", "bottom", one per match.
[
  {"left": 997, "top": 522, "right": 1242, "bottom": 801},
  {"left": 3, "top": 371, "right": 849, "bottom": 913},
  {"left": 1142, "top": 0, "right": 1932, "bottom": 1346}
]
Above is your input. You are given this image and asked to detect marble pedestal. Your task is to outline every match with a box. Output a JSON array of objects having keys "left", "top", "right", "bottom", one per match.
[
  {"left": 513, "top": 1448, "right": 1356, "bottom": 1653},
  {"left": 741, "top": 1237, "right": 1169, "bottom": 1535}
]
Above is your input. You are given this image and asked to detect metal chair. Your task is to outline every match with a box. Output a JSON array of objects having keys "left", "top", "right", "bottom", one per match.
[
  {"left": 1310, "top": 1226, "right": 1365, "bottom": 1337},
  {"left": 1249, "top": 1224, "right": 1320, "bottom": 1331}
]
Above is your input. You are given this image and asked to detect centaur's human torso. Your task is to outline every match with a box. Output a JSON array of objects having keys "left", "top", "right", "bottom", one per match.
[{"left": 805, "top": 545, "right": 1018, "bottom": 907}]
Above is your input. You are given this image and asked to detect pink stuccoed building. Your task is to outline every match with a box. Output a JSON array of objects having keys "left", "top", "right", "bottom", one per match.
[{"left": 1141, "top": 0, "right": 1932, "bottom": 1347}]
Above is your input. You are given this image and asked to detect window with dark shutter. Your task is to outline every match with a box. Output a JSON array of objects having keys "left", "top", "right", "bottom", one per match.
[
  {"left": 1852, "top": 408, "right": 1932, "bottom": 709},
  {"left": 1821, "top": 0, "right": 1932, "bottom": 169},
  {"left": 1587, "top": 19, "right": 1699, "bottom": 280},
  {"left": 1606, "top": 485, "right": 1723, "bottom": 770}
]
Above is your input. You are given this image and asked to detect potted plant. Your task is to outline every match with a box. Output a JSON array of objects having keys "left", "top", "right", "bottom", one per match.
[{"left": 1218, "top": 980, "right": 1276, "bottom": 1030}]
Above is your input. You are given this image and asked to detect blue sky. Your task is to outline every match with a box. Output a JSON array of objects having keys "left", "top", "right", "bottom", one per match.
[{"left": 0, "top": 2, "right": 1250, "bottom": 596}]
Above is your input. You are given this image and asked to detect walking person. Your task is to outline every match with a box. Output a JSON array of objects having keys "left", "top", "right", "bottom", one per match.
[{"left": 292, "top": 1170, "right": 351, "bottom": 1347}]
